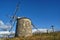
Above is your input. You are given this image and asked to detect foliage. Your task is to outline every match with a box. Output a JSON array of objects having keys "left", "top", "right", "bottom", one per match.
[{"left": 1, "top": 32, "right": 60, "bottom": 40}]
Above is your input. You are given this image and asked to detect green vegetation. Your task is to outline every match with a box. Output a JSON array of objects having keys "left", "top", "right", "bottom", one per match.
[{"left": 3, "top": 32, "right": 60, "bottom": 40}]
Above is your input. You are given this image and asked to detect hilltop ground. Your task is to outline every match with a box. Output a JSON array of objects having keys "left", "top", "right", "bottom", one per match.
[{"left": 1, "top": 32, "right": 60, "bottom": 40}]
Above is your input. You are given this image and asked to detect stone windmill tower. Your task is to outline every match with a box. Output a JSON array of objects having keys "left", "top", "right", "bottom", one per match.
[
  {"left": 15, "top": 17, "right": 32, "bottom": 37},
  {"left": 8, "top": 2, "right": 32, "bottom": 37}
]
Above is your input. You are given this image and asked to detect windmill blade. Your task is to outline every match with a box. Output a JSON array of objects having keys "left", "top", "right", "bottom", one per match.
[
  {"left": 9, "top": 1, "right": 20, "bottom": 24},
  {"left": 9, "top": 16, "right": 17, "bottom": 31},
  {"left": 31, "top": 23, "right": 40, "bottom": 31},
  {"left": 13, "top": 1, "right": 20, "bottom": 17},
  {"left": 9, "top": 2, "right": 20, "bottom": 31},
  {"left": 9, "top": 19, "right": 16, "bottom": 31},
  {"left": 5, "top": 1, "right": 20, "bottom": 32},
  {"left": 5, "top": 13, "right": 15, "bottom": 25},
  {"left": 9, "top": 1, "right": 20, "bottom": 23}
]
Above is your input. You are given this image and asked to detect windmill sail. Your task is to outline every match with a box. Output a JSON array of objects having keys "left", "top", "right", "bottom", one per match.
[{"left": 9, "top": 2, "right": 20, "bottom": 31}]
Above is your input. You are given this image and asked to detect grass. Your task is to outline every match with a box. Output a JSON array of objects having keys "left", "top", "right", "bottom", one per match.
[{"left": 1, "top": 32, "right": 60, "bottom": 40}]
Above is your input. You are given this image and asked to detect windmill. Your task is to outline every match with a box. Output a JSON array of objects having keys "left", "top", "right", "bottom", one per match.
[
  {"left": 7, "top": 1, "right": 39, "bottom": 37},
  {"left": 51, "top": 25, "right": 54, "bottom": 32}
]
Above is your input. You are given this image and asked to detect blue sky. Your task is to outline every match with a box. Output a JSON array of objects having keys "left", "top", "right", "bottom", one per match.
[{"left": 0, "top": 0, "right": 60, "bottom": 31}]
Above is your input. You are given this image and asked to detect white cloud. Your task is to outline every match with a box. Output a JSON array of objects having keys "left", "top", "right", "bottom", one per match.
[
  {"left": 0, "top": 31, "right": 15, "bottom": 38},
  {"left": 0, "top": 20, "right": 12, "bottom": 31},
  {"left": 32, "top": 29, "right": 53, "bottom": 33},
  {"left": 32, "top": 29, "right": 47, "bottom": 33},
  {"left": 0, "top": 31, "right": 15, "bottom": 35}
]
